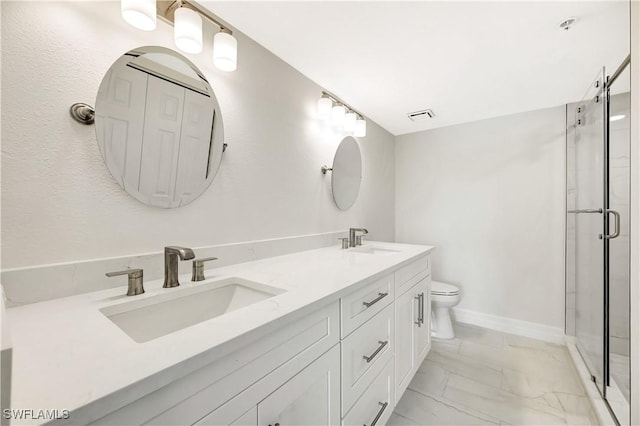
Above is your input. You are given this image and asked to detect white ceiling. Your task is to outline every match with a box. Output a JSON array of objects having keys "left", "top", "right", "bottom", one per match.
[{"left": 203, "top": 1, "right": 630, "bottom": 136}]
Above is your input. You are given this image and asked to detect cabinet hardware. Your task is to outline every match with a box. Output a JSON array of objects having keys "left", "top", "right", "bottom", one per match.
[
  {"left": 366, "top": 401, "right": 388, "bottom": 426},
  {"left": 414, "top": 293, "right": 424, "bottom": 326},
  {"left": 363, "top": 340, "right": 388, "bottom": 363},
  {"left": 363, "top": 292, "right": 388, "bottom": 308}
]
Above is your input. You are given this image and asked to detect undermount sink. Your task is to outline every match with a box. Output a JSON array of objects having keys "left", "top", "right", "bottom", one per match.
[
  {"left": 100, "top": 278, "right": 285, "bottom": 343},
  {"left": 350, "top": 245, "right": 401, "bottom": 256}
]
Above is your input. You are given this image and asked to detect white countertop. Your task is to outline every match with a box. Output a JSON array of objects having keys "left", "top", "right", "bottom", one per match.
[{"left": 7, "top": 242, "right": 433, "bottom": 424}]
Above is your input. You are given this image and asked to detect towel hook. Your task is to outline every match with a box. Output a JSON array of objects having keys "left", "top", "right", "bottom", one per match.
[{"left": 70, "top": 103, "right": 95, "bottom": 125}]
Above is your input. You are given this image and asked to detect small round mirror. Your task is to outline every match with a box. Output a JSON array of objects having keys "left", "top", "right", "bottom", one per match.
[
  {"left": 95, "top": 46, "right": 224, "bottom": 208},
  {"left": 330, "top": 136, "right": 362, "bottom": 210}
]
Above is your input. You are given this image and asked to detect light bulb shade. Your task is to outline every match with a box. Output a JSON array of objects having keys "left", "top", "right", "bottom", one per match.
[
  {"left": 354, "top": 118, "right": 367, "bottom": 137},
  {"left": 332, "top": 104, "right": 346, "bottom": 127},
  {"left": 318, "top": 97, "right": 332, "bottom": 119},
  {"left": 213, "top": 31, "right": 238, "bottom": 72},
  {"left": 174, "top": 8, "right": 203, "bottom": 54},
  {"left": 344, "top": 112, "right": 357, "bottom": 132},
  {"left": 121, "top": 0, "right": 157, "bottom": 31}
]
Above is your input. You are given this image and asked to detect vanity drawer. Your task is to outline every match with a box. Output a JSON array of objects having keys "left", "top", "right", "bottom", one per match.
[
  {"left": 341, "top": 303, "right": 393, "bottom": 415},
  {"left": 340, "top": 274, "right": 394, "bottom": 338},
  {"left": 395, "top": 255, "right": 430, "bottom": 296},
  {"left": 342, "top": 359, "right": 394, "bottom": 426}
]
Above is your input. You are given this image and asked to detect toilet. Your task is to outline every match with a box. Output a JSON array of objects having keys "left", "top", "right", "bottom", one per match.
[{"left": 430, "top": 281, "right": 461, "bottom": 339}]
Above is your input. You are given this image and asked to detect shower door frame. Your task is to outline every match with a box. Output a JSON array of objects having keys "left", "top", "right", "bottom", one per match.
[
  {"left": 603, "top": 56, "right": 632, "bottom": 423},
  {"left": 572, "top": 67, "right": 609, "bottom": 398},
  {"left": 570, "top": 55, "right": 631, "bottom": 420}
]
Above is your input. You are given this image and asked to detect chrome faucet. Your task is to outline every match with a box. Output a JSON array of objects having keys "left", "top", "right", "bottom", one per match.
[
  {"left": 349, "top": 228, "right": 368, "bottom": 247},
  {"left": 163, "top": 246, "right": 195, "bottom": 288}
]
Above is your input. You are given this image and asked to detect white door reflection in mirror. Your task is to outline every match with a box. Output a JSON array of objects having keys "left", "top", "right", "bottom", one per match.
[
  {"left": 330, "top": 136, "right": 362, "bottom": 211},
  {"left": 96, "top": 63, "right": 147, "bottom": 188},
  {"left": 95, "top": 46, "right": 224, "bottom": 208}
]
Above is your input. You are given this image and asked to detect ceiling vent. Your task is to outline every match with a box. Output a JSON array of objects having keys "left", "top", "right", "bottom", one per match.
[{"left": 407, "top": 109, "right": 435, "bottom": 122}]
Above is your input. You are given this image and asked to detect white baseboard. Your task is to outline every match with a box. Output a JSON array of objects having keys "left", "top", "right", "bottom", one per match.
[{"left": 451, "top": 307, "right": 566, "bottom": 345}]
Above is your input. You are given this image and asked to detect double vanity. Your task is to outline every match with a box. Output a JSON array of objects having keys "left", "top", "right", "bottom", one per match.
[{"left": 6, "top": 241, "right": 434, "bottom": 425}]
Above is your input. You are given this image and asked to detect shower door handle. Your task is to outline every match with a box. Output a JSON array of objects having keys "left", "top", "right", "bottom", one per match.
[
  {"left": 605, "top": 209, "right": 620, "bottom": 239},
  {"left": 567, "top": 208, "right": 603, "bottom": 214}
]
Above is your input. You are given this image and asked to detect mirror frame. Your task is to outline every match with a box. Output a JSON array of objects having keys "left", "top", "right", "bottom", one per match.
[
  {"left": 94, "top": 46, "right": 224, "bottom": 208},
  {"left": 330, "top": 136, "right": 362, "bottom": 211}
]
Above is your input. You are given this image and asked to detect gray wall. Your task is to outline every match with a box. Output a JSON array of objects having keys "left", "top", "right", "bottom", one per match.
[{"left": 395, "top": 106, "right": 566, "bottom": 330}]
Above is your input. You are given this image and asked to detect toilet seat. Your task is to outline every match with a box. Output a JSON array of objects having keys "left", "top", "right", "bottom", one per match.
[{"left": 431, "top": 280, "right": 460, "bottom": 296}]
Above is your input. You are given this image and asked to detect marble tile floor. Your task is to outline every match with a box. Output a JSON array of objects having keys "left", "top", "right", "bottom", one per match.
[{"left": 390, "top": 323, "right": 598, "bottom": 426}]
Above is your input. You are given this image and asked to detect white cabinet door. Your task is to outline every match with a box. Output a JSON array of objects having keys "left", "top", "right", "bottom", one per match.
[
  {"left": 413, "top": 277, "right": 431, "bottom": 366},
  {"left": 258, "top": 345, "right": 340, "bottom": 426},
  {"left": 394, "top": 285, "right": 418, "bottom": 403},
  {"left": 394, "top": 277, "right": 432, "bottom": 404},
  {"left": 394, "top": 256, "right": 430, "bottom": 297}
]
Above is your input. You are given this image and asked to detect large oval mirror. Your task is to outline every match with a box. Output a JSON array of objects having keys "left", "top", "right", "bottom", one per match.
[
  {"left": 95, "top": 46, "right": 224, "bottom": 208},
  {"left": 330, "top": 136, "right": 362, "bottom": 210}
]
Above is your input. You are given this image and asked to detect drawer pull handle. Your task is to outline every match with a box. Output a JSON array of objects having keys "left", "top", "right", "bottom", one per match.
[
  {"left": 363, "top": 340, "right": 388, "bottom": 363},
  {"left": 365, "top": 401, "right": 388, "bottom": 426},
  {"left": 363, "top": 292, "right": 388, "bottom": 308}
]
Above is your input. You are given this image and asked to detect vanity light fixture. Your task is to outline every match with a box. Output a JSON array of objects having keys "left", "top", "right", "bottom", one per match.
[
  {"left": 354, "top": 117, "right": 367, "bottom": 137},
  {"left": 213, "top": 29, "right": 238, "bottom": 72},
  {"left": 332, "top": 104, "right": 346, "bottom": 127},
  {"left": 174, "top": 6, "right": 203, "bottom": 54},
  {"left": 121, "top": 0, "right": 157, "bottom": 31},
  {"left": 318, "top": 91, "right": 367, "bottom": 137},
  {"left": 317, "top": 96, "right": 333, "bottom": 120},
  {"left": 122, "top": 0, "right": 239, "bottom": 72},
  {"left": 344, "top": 111, "right": 357, "bottom": 132}
]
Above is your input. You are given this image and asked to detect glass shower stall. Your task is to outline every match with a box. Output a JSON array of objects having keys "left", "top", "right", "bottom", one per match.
[{"left": 566, "top": 57, "right": 631, "bottom": 424}]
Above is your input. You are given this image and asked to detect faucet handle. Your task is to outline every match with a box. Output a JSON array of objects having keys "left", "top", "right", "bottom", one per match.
[
  {"left": 105, "top": 268, "right": 144, "bottom": 296},
  {"left": 356, "top": 235, "right": 364, "bottom": 246},
  {"left": 106, "top": 268, "right": 143, "bottom": 278},
  {"left": 338, "top": 238, "right": 349, "bottom": 249},
  {"left": 192, "top": 257, "right": 218, "bottom": 282}
]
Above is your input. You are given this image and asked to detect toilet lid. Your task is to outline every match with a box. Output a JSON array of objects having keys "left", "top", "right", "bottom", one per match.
[{"left": 431, "top": 281, "right": 460, "bottom": 295}]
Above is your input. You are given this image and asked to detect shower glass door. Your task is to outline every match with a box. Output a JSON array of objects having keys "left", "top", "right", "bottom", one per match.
[
  {"left": 605, "top": 62, "right": 631, "bottom": 423},
  {"left": 570, "top": 68, "right": 607, "bottom": 396}
]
